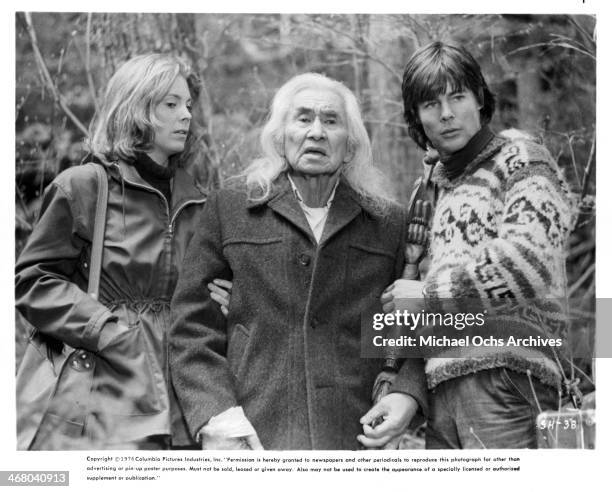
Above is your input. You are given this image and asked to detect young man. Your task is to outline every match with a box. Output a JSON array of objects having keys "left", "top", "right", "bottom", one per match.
[{"left": 361, "top": 42, "right": 575, "bottom": 449}]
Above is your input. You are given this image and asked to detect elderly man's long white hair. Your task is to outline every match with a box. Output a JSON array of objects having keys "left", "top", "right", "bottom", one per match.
[{"left": 238, "top": 73, "right": 395, "bottom": 213}]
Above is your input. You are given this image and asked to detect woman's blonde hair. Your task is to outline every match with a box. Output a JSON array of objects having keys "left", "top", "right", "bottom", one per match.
[
  {"left": 235, "top": 72, "right": 395, "bottom": 212},
  {"left": 87, "top": 53, "right": 196, "bottom": 163}
]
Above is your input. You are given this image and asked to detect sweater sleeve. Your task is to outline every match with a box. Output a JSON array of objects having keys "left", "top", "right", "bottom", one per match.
[
  {"left": 15, "top": 174, "right": 117, "bottom": 353},
  {"left": 169, "top": 191, "right": 237, "bottom": 439},
  {"left": 424, "top": 139, "right": 575, "bottom": 308}
]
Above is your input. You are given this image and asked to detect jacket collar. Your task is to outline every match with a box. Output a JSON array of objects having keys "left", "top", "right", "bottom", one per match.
[
  {"left": 106, "top": 160, "right": 206, "bottom": 210},
  {"left": 171, "top": 166, "right": 208, "bottom": 208},
  {"left": 249, "top": 173, "right": 363, "bottom": 246}
]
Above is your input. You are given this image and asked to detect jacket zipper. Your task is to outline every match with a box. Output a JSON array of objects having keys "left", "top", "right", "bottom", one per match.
[
  {"left": 113, "top": 170, "right": 207, "bottom": 404},
  {"left": 115, "top": 172, "right": 206, "bottom": 231},
  {"left": 117, "top": 174, "right": 172, "bottom": 220},
  {"left": 116, "top": 176, "right": 206, "bottom": 291},
  {"left": 169, "top": 198, "right": 207, "bottom": 231}
]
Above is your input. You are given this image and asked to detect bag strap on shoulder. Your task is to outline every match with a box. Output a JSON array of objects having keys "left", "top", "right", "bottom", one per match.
[{"left": 87, "top": 164, "right": 109, "bottom": 299}]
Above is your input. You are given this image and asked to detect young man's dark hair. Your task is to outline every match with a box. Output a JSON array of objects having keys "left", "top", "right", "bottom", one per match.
[{"left": 401, "top": 42, "right": 496, "bottom": 150}]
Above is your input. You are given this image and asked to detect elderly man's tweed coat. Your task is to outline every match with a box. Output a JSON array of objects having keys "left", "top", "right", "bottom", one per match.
[{"left": 170, "top": 174, "right": 427, "bottom": 450}]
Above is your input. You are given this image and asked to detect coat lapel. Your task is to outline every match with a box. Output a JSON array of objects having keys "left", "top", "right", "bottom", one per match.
[
  {"left": 319, "top": 180, "right": 362, "bottom": 247},
  {"left": 266, "top": 176, "right": 315, "bottom": 242},
  {"left": 250, "top": 173, "right": 364, "bottom": 246}
]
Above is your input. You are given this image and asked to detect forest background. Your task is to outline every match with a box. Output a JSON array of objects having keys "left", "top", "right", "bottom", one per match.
[{"left": 14, "top": 12, "right": 597, "bottom": 447}]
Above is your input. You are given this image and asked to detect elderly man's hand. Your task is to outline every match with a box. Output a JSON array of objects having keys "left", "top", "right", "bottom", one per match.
[
  {"left": 381, "top": 279, "right": 425, "bottom": 313},
  {"left": 357, "top": 393, "right": 419, "bottom": 449},
  {"left": 199, "top": 406, "right": 264, "bottom": 450},
  {"left": 207, "top": 279, "right": 232, "bottom": 317},
  {"left": 202, "top": 434, "right": 263, "bottom": 450}
]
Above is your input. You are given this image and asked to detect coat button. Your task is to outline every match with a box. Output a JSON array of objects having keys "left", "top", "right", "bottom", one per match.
[{"left": 298, "top": 253, "right": 311, "bottom": 266}]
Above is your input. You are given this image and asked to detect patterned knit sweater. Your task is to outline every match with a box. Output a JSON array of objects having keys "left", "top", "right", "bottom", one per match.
[{"left": 421, "top": 132, "right": 575, "bottom": 389}]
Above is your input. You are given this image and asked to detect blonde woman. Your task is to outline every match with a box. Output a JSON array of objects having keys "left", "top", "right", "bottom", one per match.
[{"left": 16, "top": 54, "right": 229, "bottom": 450}]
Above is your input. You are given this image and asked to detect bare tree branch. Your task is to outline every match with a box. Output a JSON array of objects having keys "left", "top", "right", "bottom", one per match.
[
  {"left": 244, "top": 35, "right": 403, "bottom": 85},
  {"left": 568, "top": 239, "right": 595, "bottom": 261},
  {"left": 568, "top": 262, "right": 595, "bottom": 298},
  {"left": 509, "top": 41, "right": 595, "bottom": 61},
  {"left": 23, "top": 12, "right": 89, "bottom": 136},
  {"left": 581, "top": 130, "right": 596, "bottom": 200},
  {"left": 567, "top": 15, "right": 596, "bottom": 52},
  {"left": 579, "top": 278, "right": 595, "bottom": 311},
  {"left": 86, "top": 13, "right": 100, "bottom": 114}
]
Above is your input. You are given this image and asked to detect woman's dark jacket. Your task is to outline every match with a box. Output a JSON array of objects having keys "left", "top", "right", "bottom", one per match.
[{"left": 15, "top": 159, "right": 206, "bottom": 447}]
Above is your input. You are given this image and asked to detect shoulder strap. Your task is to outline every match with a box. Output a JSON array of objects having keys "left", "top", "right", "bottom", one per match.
[{"left": 87, "top": 164, "right": 109, "bottom": 299}]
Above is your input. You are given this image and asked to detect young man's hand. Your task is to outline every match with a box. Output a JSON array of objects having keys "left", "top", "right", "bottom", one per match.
[{"left": 381, "top": 279, "right": 425, "bottom": 312}]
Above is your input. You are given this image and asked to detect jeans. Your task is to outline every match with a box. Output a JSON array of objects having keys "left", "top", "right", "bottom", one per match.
[{"left": 426, "top": 368, "right": 560, "bottom": 449}]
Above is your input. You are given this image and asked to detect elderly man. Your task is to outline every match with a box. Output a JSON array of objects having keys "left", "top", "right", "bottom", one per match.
[
  {"left": 369, "top": 42, "right": 575, "bottom": 449},
  {"left": 169, "top": 73, "right": 426, "bottom": 450}
]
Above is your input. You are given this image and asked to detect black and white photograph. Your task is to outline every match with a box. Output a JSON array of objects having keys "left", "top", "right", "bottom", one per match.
[{"left": 4, "top": 2, "right": 609, "bottom": 490}]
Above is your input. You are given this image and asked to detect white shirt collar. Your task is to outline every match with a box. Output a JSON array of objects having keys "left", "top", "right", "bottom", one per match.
[
  {"left": 286, "top": 174, "right": 339, "bottom": 243},
  {"left": 287, "top": 174, "right": 339, "bottom": 210}
]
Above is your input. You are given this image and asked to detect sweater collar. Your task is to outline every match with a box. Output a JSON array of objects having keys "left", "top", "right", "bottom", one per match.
[
  {"left": 432, "top": 129, "right": 507, "bottom": 189},
  {"left": 439, "top": 126, "right": 495, "bottom": 180},
  {"left": 132, "top": 152, "right": 175, "bottom": 180}
]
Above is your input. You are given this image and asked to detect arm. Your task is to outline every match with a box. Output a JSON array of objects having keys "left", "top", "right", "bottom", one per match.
[
  {"left": 169, "top": 191, "right": 242, "bottom": 441},
  {"left": 359, "top": 357, "right": 427, "bottom": 449},
  {"left": 361, "top": 204, "right": 429, "bottom": 449},
  {"left": 15, "top": 177, "right": 121, "bottom": 353},
  {"left": 381, "top": 180, "right": 433, "bottom": 312}
]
